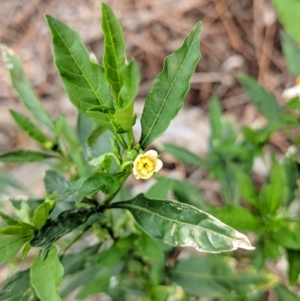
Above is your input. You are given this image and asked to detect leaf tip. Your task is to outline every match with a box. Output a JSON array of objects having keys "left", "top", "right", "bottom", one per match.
[{"left": 232, "top": 230, "right": 255, "bottom": 251}]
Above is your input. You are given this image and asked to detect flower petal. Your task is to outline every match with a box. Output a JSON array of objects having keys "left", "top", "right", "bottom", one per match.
[
  {"left": 282, "top": 85, "right": 300, "bottom": 99},
  {"left": 141, "top": 171, "right": 154, "bottom": 179},
  {"left": 144, "top": 150, "right": 158, "bottom": 160},
  {"left": 154, "top": 158, "right": 163, "bottom": 172}
]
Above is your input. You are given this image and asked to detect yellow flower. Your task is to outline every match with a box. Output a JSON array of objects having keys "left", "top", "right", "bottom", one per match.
[
  {"left": 133, "top": 150, "right": 163, "bottom": 180},
  {"left": 282, "top": 77, "right": 300, "bottom": 99}
]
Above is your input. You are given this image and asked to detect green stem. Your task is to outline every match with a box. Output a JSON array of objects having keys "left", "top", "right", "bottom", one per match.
[
  {"left": 120, "top": 160, "right": 133, "bottom": 171},
  {"left": 60, "top": 225, "right": 91, "bottom": 259},
  {"left": 116, "top": 133, "right": 127, "bottom": 149},
  {"left": 101, "top": 173, "right": 130, "bottom": 206},
  {"left": 126, "top": 129, "right": 135, "bottom": 150},
  {"left": 107, "top": 152, "right": 121, "bottom": 167}
]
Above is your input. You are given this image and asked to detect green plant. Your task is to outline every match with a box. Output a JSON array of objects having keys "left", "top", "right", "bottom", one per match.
[{"left": 1, "top": 2, "right": 300, "bottom": 301}]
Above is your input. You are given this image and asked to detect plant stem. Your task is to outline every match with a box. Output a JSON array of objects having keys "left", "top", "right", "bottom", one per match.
[
  {"left": 60, "top": 225, "right": 91, "bottom": 259},
  {"left": 121, "top": 160, "right": 133, "bottom": 171},
  {"left": 116, "top": 133, "right": 127, "bottom": 150},
  {"left": 101, "top": 173, "right": 130, "bottom": 206}
]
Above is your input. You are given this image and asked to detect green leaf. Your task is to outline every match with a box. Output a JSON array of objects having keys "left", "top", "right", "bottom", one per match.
[
  {"left": 287, "top": 249, "right": 300, "bottom": 285},
  {"left": 56, "top": 114, "right": 89, "bottom": 177},
  {"left": 101, "top": 2, "right": 126, "bottom": 98},
  {"left": 60, "top": 266, "right": 98, "bottom": 298},
  {"left": 76, "top": 267, "right": 111, "bottom": 300},
  {"left": 0, "top": 150, "right": 55, "bottom": 163},
  {"left": 30, "top": 207, "right": 96, "bottom": 254},
  {"left": 273, "top": 222, "right": 300, "bottom": 250},
  {"left": 272, "top": 0, "right": 300, "bottom": 45},
  {"left": 242, "top": 125, "right": 274, "bottom": 148},
  {"left": 0, "top": 225, "right": 35, "bottom": 236},
  {"left": 0, "top": 210, "right": 19, "bottom": 225},
  {"left": 22, "top": 242, "right": 31, "bottom": 259},
  {"left": 1, "top": 45, "right": 54, "bottom": 131},
  {"left": 258, "top": 162, "right": 286, "bottom": 214},
  {"left": 45, "top": 15, "right": 114, "bottom": 115},
  {"left": 32, "top": 196, "right": 56, "bottom": 230},
  {"left": 169, "top": 256, "right": 269, "bottom": 298},
  {"left": 146, "top": 177, "right": 207, "bottom": 210},
  {"left": 77, "top": 111, "right": 94, "bottom": 158},
  {"left": 64, "top": 172, "right": 126, "bottom": 204},
  {"left": 281, "top": 31, "right": 300, "bottom": 78},
  {"left": 119, "top": 59, "right": 140, "bottom": 106},
  {"left": 112, "top": 194, "right": 254, "bottom": 253},
  {"left": 275, "top": 284, "right": 300, "bottom": 301},
  {"left": 140, "top": 22, "right": 202, "bottom": 148},
  {"left": 0, "top": 235, "right": 30, "bottom": 265},
  {"left": 10, "top": 110, "right": 49, "bottom": 144},
  {"left": 161, "top": 143, "right": 205, "bottom": 167},
  {"left": 87, "top": 125, "right": 106, "bottom": 147},
  {"left": 209, "top": 95, "right": 222, "bottom": 143},
  {"left": 0, "top": 269, "right": 38, "bottom": 301},
  {"left": 172, "top": 179, "right": 208, "bottom": 210},
  {"left": 136, "top": 230, "right": 164, "bottom": 260},
  {"left": 238, "top": 75, "right": 283, "bottom": 126},
  {"left": 146, "top": 177, "right": 174, "bottom": 199},
  {"left": 236, "top": 169, "right": 259, "bottom": 207},
  {"left": 31, "top": 246, "right": 64, "bottom": 301},
  {"left": 283, "top": 156, "right": 299, "bottom": 207},
  {"left": 97, "top": 236, "right": 133, "bottom": 266},
  {"left": 61, "top": 244, "right": 99, "bottom": 276},
  {"left": 206, "top": 205, "right": 260, "bottom": 231},
  {"left": 114, "top": 59, "right": 140, "bottom": 130},
  {"left": 86, "top": 107, "right": 114, "bottom": 130},
  {"left": 44, "top": 170, "right": 71, "bottom": 200}
]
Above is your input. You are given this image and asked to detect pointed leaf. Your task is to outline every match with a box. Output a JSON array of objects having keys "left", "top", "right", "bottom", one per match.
[
  {"left": 0, "top": 225, "right": 35, "bottom": 236},
  {"left": 112, "top": 194, "right": 254, "bottom": 253},
  {"left": 101, "top": 2, "right": 126, "bottom": 98},
  {"left": 114, "top": 59, "right": 140, "bottom": 130},
  {"left": 272, "top": 0, "right": 300, "bottom": 45},
  {"left": 0, "top": 150, "right": 55, "bottom": 163},
  {"left": 281, "top": 31, "right": 300, "bottom": 78},
  {"left": 32, "top": 197, "right": 56, "bottom": 230},
  {"left": 44, "top": 170, "right": 71, "bottom": 199},
  {"left": 10, "top": 110, "right": 49, "bottom": 144},
  {"left": 258, "top": 161, "right": 286, "bottom": 214},
  {"left": 209, "top": 95, "right": 222, "bottom": 143},
  {"left": 140, "top": 22, "right": 202, "bottom": 148},
  {"left": 238, "top": 75, "right": 283, "bottom": 126},
  {"left": 31, "top": 246, "right": 64, "bottom": 301},
  {"left": 0, "top": 235, "right": 30, "bottom": 265},
  {"left": 161, "top": 142, "right": 205, "bottom": 167},
  {"left": 45, "top": 15, "right": 113, "bottom": 115},
  {"left": 1, "top": 45, "right": 54, "bottom": 131},
  {"left": 235, "top": 169, "right": 259, "bottom": 207}
]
